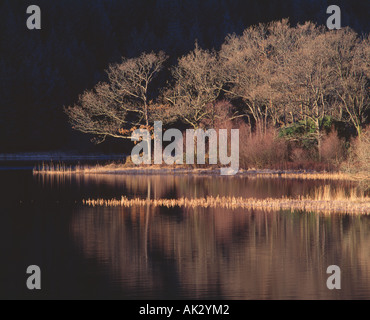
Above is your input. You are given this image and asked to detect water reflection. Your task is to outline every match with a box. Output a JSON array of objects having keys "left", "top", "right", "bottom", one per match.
[
  {"left": 66, "top": 175, "right": 370, "bottom": 299},
  {"left": 36, "top": 173, "right": 359, "bottom": 200},
  {"left": 2, "top": 169, "right": 368, "bottom": 299}
]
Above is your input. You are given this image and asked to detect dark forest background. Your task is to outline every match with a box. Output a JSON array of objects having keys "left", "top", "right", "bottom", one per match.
[{"left": 0, "top": 0, "right": 369, "bottom": 152}]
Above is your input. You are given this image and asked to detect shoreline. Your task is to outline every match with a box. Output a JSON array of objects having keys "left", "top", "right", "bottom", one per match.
[
  {"left": 0, "top": 153, "right": 124, "bottom": 161},
  {"left": 32, "top": 165, "right": 365, "bottom": 181}
]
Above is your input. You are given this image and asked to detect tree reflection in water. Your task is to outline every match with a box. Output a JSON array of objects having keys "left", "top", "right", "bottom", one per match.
[{"left": 67, "top": 175, "right": 370, "bottom": 299}]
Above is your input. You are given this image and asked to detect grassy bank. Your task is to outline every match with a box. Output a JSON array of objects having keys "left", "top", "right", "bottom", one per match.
[{"left": 33, "top": 162, "right": 366, "bottom": 182}]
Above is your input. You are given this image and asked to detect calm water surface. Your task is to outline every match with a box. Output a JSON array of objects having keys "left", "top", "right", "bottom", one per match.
[{"left": 0, "top": 168, "right": 369, "bottom": 299}]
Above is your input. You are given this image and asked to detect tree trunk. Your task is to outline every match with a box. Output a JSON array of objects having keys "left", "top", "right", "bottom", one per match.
[
  {"left": 315, "top": 118, "right": 322, "bottom": 161},
  {"left": 144, "top": 101, "right": 149, "bottom": 127},
  {"left": 355, "top": 124, "right": 362, "bottom": 138}
]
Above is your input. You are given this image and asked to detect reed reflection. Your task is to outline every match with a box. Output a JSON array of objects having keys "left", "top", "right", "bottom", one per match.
[{"left": 35, "top": 173, "right": 359, "bottom": 201}]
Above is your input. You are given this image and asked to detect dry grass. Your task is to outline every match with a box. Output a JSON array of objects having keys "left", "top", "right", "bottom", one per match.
[
  {"left": 83, "top": 192, "right": 370, "bottom": 215},
  {"left": 308, "top": 185, "right": 366, "bottom": 201},
  {"left": 253, "top": 172, "right": 353, "bottom": 181},
  {"left": 33, "top": 163, "right": 219, "bottom": 175},
  {"left": 33, "top": 162, "right": 359, "bottom": 180}
]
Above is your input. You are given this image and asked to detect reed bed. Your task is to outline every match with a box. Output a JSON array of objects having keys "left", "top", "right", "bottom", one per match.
[
  {"left": 33, "top": 162, "right": 81, "bottom": 175},
  {"left": 33, "top": 163, "right": 212, "bottom": 175},
  {"left": 254, "top": 172, "right": 352, "bottom": 181},
  {"left": 310, "top": 185, "right": 366, "bottom": 201},
  {"left": 82, "top": 195, "right": 370, "bottom": 215},
  {"left": 253, "top": 171, "right": 369, "bottom": 183},
  {"left": 33, "top": 162, "right": 361, "bottom": 181}
]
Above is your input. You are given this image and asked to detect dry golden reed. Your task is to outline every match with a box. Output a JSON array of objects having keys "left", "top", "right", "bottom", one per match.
[
  {"left": 34, "top": 164, "right": 359, "bottom": 181},
  {"left": 83, "top": 195, "right": 369, "bottom": 215}
]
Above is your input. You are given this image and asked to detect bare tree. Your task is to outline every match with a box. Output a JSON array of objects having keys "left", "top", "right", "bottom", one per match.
[
  {"left": 220, "top": 20, "right": 311, "bottom": 133},
  {"left": 220, "top": 20, "right": 369, "bottom": 153},
  {"left": 164, "top": 44, "right": 226, "bottom": 129},
  {"left": 65, "top": 52, "right": 167, "bottom": 143},
  {"left": 274, "top": 27, "right": 342, "bottom": 158},
  {"left": 279, "top": 27, "right": 369, "bottom": 158},
  {"left": 220, "top": 24, "right": 270, "bottom": 131},
  {"left": 328, "top": 30, "right": 369, "bottom": 136}
]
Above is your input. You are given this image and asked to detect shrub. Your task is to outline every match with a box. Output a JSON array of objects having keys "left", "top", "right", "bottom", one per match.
[
  {"left": 345, "top": 127, "right": 370, "bottom": 176},
  {"left": 240, "top": 124, "right": 288, "bottom": 169},
  {"left": 319, "top": 129, "right": 347, "bottom": 167},
  {"left": 291, "top": 148, "right": 309, "bottom": 163}
]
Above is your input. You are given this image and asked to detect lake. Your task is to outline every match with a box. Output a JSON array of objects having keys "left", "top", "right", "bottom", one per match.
[{"left": 0, "top": 167, "right": 369, "bottom": 299}]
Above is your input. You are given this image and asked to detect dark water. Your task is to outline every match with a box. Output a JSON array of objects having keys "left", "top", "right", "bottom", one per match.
[{"left": 0, "top": 169, "right": 369, "bottom": 300}]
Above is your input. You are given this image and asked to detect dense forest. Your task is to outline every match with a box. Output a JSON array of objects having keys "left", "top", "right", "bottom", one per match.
[{"left": 0, "top": 0, "right": 369, "bottom": 152}]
